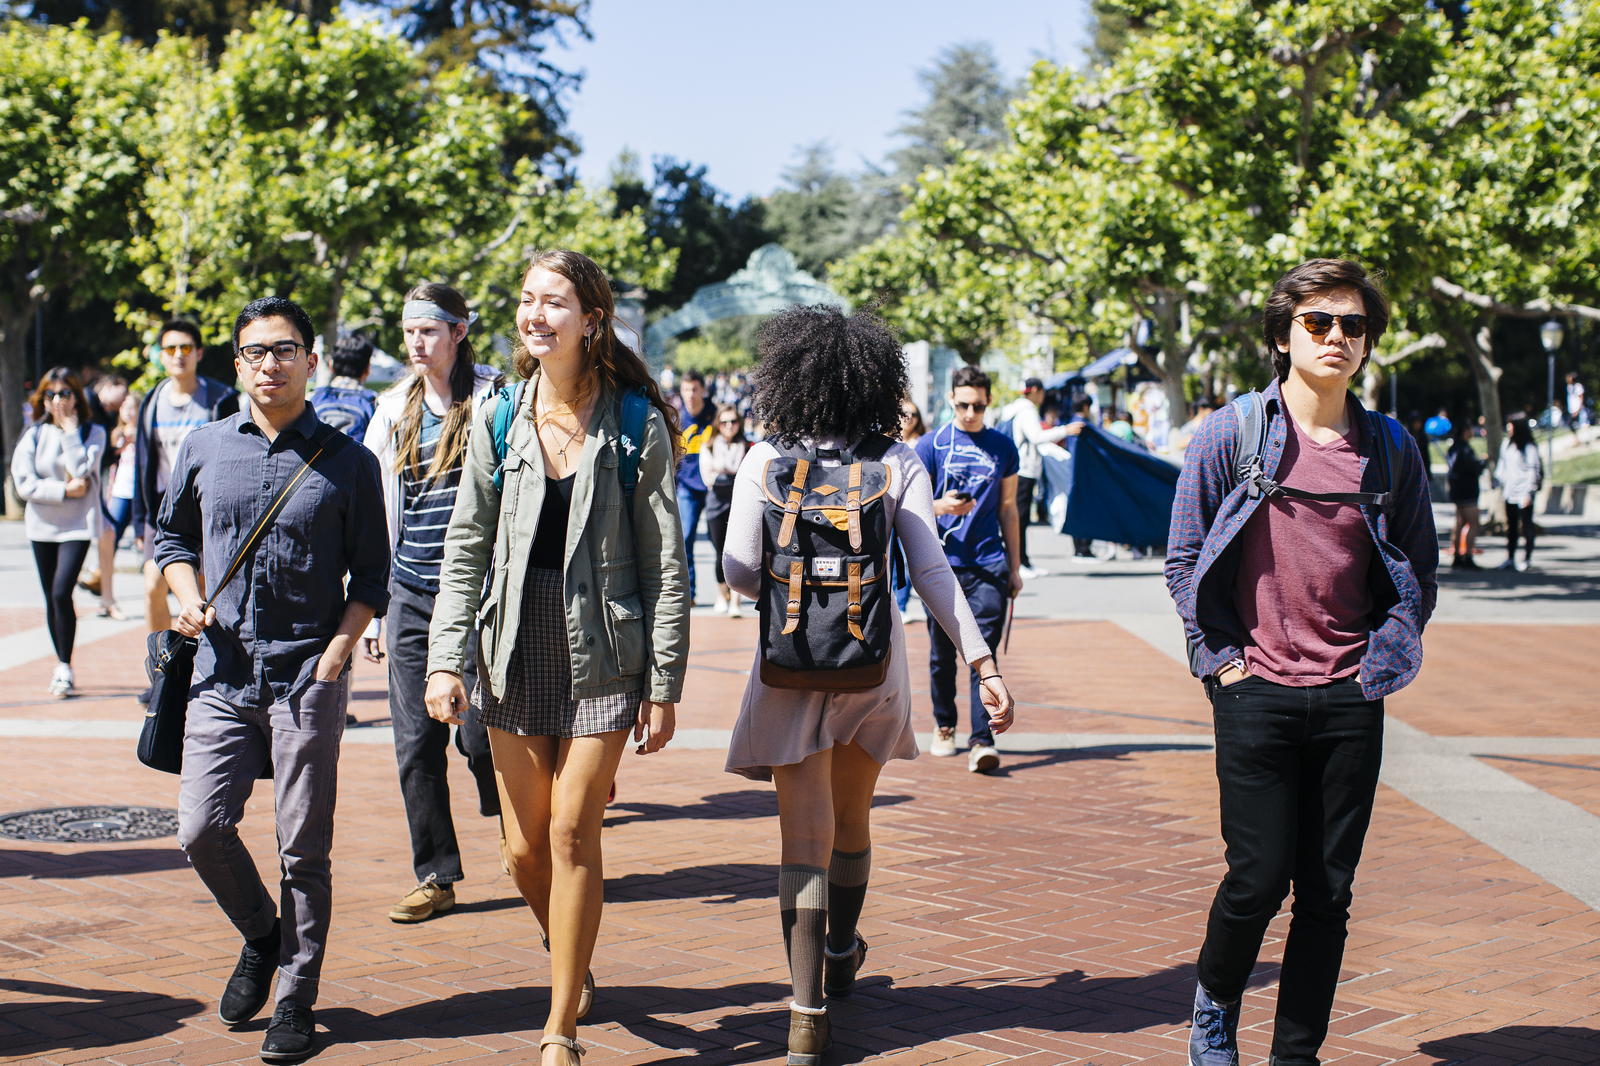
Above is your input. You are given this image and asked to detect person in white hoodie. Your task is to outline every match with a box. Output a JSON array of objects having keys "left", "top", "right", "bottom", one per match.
[
  {"left": 359, "top": 283, "right": 506, "bottom": 922},
  {"left": 1494, "top": 412, "right": 1544, "bottom": 572},
  {"left": 699, "top": 403, "right": 749, "bottom": 616},
  {"left": 11, "top": 368, "right": 107, "bottom": 698}
]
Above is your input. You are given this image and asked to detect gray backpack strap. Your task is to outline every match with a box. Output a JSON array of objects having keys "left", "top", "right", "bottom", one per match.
[{"left": 1230, "top": 391, "right": 1268, "bottom": 497}]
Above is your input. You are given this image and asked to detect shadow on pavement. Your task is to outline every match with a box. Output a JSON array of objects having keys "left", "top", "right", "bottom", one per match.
[
  {"left": 605, "top": 861, "right": 778, "bottom": 904},
  {"left": 988, "top": 743, "right": 1213, "bottom": 777},
  {"left": 0, "top": 846, "right": 190, "bottom": 879},
  {"left": 0, "top": 978, "right": 205, "bottom": 1058},
  {"left": 1417, "top": 1025, "right": 1600, "bottom": 1064},
  {"left": 603, "top": 790, "right": 910, "bottom": 828}
]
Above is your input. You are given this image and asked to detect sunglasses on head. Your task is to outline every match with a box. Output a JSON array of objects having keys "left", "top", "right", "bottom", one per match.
[
  {"left": 953, "top": 401, "right": 988, "bottom": 413},
  {"left": 1292, "top": 311, "right": 1368, "bottom": 339}
]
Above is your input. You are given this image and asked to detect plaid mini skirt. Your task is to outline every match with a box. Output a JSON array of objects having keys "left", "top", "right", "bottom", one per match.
[{"left": 476, "top": 567, "right": 642, "bottom": 738}]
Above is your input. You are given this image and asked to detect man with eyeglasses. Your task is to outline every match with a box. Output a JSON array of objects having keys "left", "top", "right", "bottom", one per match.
[
  {"left": 1166, "top": 259, "right": 1437, "bottom": 1066},
  {"left": 914, "top": 365, "right": 1022, "bottom": 774},
  {"left": 132, "top": 319, "right": 239, "bottom": 693},
  {"left": 156, "top": 296, "right": 390, "bottom": 1064}
]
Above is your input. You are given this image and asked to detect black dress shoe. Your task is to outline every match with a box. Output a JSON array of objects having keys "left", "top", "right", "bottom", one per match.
[
  {"left": 219, "top": 940, "right": 279, "bottom": 1025},
  {"left": 260, "top": 1001, "right": 316, "bottom": 1063}
]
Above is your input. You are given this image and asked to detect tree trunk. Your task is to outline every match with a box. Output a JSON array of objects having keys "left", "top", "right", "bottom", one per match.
[
  {"left": 1464, "top": 323, "right": 1504, "bottom": 466},
  {"left": 0, "top": 294, "right": 45, "bottom": 517}
]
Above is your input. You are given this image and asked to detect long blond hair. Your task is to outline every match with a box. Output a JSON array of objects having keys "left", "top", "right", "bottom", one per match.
[{"left": 392, "top": 282, "right": 480, "bottom": 483}]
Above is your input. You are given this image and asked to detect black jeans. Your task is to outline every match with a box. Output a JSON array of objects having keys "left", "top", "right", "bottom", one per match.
[
  {"left": 1199, "top": 673, "right": 1384, "bottom": 1066},
  {"left": 1505, "top": 502, "right": 1535, "bottom": 562},
  {"left": 927, "top": 567, "right": 1007, "bottom": 747},
  {"left": 387, "top": 579, "right": 500, "bottom": 885},
  {"left": 32, "top": 540, "right": 91, "bottom": 663},
  {"left": 1015, "top": 476, "right": 1036, "bottom": 567},
  {"left": 706, "top": 508, "right": 731, "bottom": 585}
]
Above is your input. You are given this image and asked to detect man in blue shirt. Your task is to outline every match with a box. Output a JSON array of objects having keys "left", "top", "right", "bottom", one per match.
[
  {"left": 309, "top": 333, "right": 378, "bottom": 441},
  {"left": 914, "top": 365, "right": 1023, "bottom": 773},
  {"left": 157, "top": 296, "right": 390, "bottom": 1064}
]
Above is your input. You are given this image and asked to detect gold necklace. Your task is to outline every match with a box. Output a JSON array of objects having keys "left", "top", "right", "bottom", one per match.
[{"left": 537, "top": 392, "right": 585, "bottom": 459}]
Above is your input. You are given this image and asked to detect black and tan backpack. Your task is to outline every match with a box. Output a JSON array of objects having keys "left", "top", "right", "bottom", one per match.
[{"left": 759, "top": 437, "right": 895, "bottom": 692}]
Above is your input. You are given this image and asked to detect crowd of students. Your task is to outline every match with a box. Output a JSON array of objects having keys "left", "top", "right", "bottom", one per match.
[{"left": 6, "top": 253, "right": 1454, "bottom": 1066}]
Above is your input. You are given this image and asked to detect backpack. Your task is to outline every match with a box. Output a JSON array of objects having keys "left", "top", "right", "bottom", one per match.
[
  {"left": 490, "top": 381, "right": 652, "bottom": 496},
  {"left": 310, "top": 385, "right": 376, "bottom": 441},
  {"left": 758, "top": 436, "right": 896, "bottom": 692},
  {"left": 1229, "top": 391, "right": 1396, "bottom": 513}
]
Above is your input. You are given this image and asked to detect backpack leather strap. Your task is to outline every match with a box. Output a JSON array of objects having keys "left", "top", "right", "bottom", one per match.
[
  {"left": 845, "top": 462, "right": 863, "bottom": 551},
  {"left": 777, "top": 458, "right": 810, "bottom": 548},
  {"left": 782, "top": 559, "right": 804, "bottom": 635},
  {"left": 846, "top": 562, "right": 864, "bottom": 640}
]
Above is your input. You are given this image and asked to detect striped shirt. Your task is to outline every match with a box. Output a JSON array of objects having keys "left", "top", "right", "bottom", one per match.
[{"left": 395, "top": 407, "right": 460, "bottom": 594}]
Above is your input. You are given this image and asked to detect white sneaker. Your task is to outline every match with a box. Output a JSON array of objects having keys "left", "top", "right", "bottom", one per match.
[
  {"left": 1018, "top": 565, "right": 1049, "bottom": 579},
  {"left": 1072, "top": 555, "right": 1103, "bottom": 565},
  {"left": 1496, "top": 558, "right": 1515, "bottom": 571},
  {"left": 930, "top": 728, "right": 958, "bottom": 757},
  {"left": 49, "top": 663, "right": 74, "bottom": 699},
  {"left": 727, "top": 598, "right": 744, "bottom": 618},
  {"left": 1514, "top": 558, "right": 1531, "bottom": 572},
  {"left": 713, "top": 596, "right": 729, "bottom": 615},
  {"left": 968, "top": 744, "right": 1000, "bottom": 773}
]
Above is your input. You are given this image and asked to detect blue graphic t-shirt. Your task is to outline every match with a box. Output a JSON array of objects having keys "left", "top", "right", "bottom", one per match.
[{"left": 915, "top": 423, "right": 1020, "bottom": 574}]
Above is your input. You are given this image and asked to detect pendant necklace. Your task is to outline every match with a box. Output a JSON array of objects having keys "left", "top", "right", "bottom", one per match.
[{"left": 539, "top": 392, "right": 583, "bottom": 459}]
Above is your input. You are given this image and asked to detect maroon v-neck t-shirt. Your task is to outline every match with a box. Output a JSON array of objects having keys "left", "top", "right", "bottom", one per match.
[{"left": 1233, "top": 411, "right": 1375, "bottom": 686}]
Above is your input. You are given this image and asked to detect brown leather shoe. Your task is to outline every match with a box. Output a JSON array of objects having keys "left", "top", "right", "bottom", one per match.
[
  {"left": 786, "top": 1005, "right": 831, "bottom": 1065},
  {"left": 388, "top": 874, "right": 455, "bottom": 923}
]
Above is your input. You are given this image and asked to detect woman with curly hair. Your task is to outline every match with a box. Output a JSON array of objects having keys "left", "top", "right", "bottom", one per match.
[
  {"left": 721, "top": 305, "right": 1015, "bottom": 1064},
  {"left": 425, "top": 250, "right": 689, "bottom": 1066}
]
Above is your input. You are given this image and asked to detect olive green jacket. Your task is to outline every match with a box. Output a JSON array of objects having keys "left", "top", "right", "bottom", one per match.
[{"left": 427, "top": 374, "right": 690, "bottom": 705}]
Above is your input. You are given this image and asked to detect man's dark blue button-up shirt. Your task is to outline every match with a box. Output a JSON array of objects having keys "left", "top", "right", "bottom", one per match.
[{"left": 155, "top": 405, "right": 391, "bottom": 707}]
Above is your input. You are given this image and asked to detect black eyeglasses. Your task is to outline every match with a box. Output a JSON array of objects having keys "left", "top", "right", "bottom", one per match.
[
  {"left": 953, "top": 401, "right": 988, "bottom": 413},
  {"left": 1292, "top": 312, "right": 1368, "bottom": 339},
  {"left": 237, "top": 341, "right": 307, "bottom": 367}
]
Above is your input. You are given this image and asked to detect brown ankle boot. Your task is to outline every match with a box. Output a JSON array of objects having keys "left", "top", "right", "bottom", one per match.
[{"left": 786, "top": 1005, "right": 831, "bottom": 1065}]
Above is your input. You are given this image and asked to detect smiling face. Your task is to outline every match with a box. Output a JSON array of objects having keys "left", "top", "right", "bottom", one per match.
[
  {"left": 517, "top": 266, "right": 594, "bottom": 366},
  {"left": 401, "top": 317, "right": 465, "bottom": 378},
  {"left": 1280, "top": 286, "right": 1368, "bottom": 388},
  {"left": 234, "top": 315, "right": 315, "bottom": 415},
  {"left": 718, "top": 411, "right": 742, "bottom": 439}
]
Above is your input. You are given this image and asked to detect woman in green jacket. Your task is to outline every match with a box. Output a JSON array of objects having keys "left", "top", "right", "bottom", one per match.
[{"left": 425, "top": 249, "right": 689, "bottom": 1066}]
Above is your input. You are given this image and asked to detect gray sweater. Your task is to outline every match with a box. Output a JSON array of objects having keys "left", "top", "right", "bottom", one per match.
[{"left": 11, "top": 421, "right": 107, "bottom": 542}]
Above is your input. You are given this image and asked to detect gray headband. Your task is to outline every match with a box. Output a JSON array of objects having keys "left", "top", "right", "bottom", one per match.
[{"left": 403, "top": 300, "right": 477, "bottom": 327}]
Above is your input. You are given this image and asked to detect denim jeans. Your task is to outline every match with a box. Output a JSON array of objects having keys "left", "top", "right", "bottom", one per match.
[
  {"left": 678, "top": 485, "right": 707, "bottom": 602},
  {"left": 176, "top": 676, "right": 348, "bottom": 1006},
  {"left": 927, "top": 567, "right": 1007, "bottom": 747},
  {"left": 1198, "top": 673, "right": 1384, "bottom": 1066},
  {"left": 387, "top": 579, "right": 499, "bottom": 885}
]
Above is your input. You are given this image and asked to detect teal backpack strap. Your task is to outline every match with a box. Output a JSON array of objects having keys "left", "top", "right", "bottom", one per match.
[
  {"left": 617, "top": 387, "right": 650, "bottom": 498},
  {"left": 491, "top": 380, "right": 525, "bottom": 493}
]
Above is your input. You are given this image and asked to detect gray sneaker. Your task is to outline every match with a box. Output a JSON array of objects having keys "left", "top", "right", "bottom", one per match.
[{"left": 1189, "top": 981, "right": 1240, "bottom": 1066}]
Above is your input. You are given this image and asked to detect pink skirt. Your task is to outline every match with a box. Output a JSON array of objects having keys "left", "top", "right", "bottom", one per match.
[{"left": 725, "top": 608, "right": 920, "bottom": 781}]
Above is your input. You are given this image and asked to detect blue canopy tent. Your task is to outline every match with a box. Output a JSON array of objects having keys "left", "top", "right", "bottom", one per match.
[
  {"left": 1039, "top": 423, "right": 1180, "bottom": 547},
  {"left": 1043, "top": 348, "right": 1139, "bottom": 390}
]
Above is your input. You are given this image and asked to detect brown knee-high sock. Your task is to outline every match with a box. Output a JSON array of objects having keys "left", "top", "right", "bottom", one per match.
[
  {"left": 826, "top": 846, "right": 871, "bottom": 953},
  {"left": 779, "top": 864, "right": 828, "bottom": 1008}
]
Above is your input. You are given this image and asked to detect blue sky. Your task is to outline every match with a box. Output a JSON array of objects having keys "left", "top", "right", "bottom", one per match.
[{"left": 555, "top": 1, "right": 1090, "bottom": 200}]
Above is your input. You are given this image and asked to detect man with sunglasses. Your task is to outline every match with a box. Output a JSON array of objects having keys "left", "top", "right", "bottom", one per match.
[
  {"left": 157, "top": 296, "right": 389, "bottom": 1064},
  {"left": 1167, "top": 259, "right": 1437, "bottom": 1066},
  {"left": 915, "top": 365, "right": 1023, "bottom": 773},
  {"left": 132, "top": 320, "right": 239, "bottom": 686}
]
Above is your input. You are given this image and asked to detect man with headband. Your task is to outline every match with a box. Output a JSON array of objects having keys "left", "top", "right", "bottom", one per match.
[{"left": 360, "top": 283, "right": 506, "bottom": 925}]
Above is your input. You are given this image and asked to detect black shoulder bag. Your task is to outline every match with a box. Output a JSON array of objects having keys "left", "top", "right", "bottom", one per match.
[{"left": 137, "top": 427, "right": 339, "bottom": 774}]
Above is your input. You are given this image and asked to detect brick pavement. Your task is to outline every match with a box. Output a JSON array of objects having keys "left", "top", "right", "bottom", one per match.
[{"left": 3, "top": 619, "right": 1600, "bottom": 1064}]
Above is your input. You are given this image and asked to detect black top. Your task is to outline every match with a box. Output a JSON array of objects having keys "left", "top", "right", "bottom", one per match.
[{"left": 528, "top": 473, "right": 576, "bottom": 571}]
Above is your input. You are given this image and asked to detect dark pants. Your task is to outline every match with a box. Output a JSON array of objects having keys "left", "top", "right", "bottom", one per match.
[
  {"left": 678, "top": 486, "right": 707, "bottom": 601},
  {"left": 1199, "top": 674, "right": 1384, "bottom": 1066},
  {"left": 927, "top": 567, "right": 1007, "bottom": 747},
  {"left": 1015, "top": 477, "right": 1036, "bottom": 567},
  {"left": 706, "top": 508, "right": 731, "bottom": 585},
  {"left": 1506, "top": 502, "right": 1535, "bottom": 562},
  {"left": 31, "top": 540, "right": 91, "bottom": 663},
  {"left": 387, "top": 579, "right": 499, "bottom": 885}
]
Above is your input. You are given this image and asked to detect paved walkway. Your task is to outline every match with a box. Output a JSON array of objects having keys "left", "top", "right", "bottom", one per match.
[{"left": 2, "top": 518, "right": 1598, "bottom": 1064}]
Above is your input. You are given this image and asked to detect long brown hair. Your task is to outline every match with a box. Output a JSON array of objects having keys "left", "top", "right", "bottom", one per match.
[
  {"left": 517, "top": 249, "right": 682, "bottom": 458},
  {"left": 393, "top": 282, "right": 481, "bottom": 483},
  {"left": 28, "top": 367, "right": 90, "bottom": 427}
]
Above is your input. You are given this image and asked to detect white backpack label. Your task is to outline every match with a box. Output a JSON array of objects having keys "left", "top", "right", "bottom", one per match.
[{"left": 813, "top": 558, "right": 842, "bottom": 578}]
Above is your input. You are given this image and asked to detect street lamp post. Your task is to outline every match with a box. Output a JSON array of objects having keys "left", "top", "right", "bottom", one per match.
[{"left": 1541, "top": 319, "right": 1564, "bottom": 482}]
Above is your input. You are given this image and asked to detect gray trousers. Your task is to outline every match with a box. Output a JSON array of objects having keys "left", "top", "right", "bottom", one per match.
[{"left": 176, "top": 676, "right": 347, "bottom": 1006}]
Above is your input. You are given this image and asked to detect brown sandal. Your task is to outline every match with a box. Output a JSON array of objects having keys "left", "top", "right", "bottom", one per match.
[{"left": 540, "top": 1034, "right": 584, "bottom": 1064}]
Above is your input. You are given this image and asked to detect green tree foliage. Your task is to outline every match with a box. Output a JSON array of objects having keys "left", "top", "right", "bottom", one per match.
[
  {"left": 0, "top": 21, "right": 156, "bottom": 490},
  {"left": 610, "top": 156, "right": 772, "bottom": 312},
  {"left": 764, "top": 144, "right": 886, "bottom": 278}
]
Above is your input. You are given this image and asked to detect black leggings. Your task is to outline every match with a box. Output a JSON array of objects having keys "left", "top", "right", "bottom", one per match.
[
  {"left": 706, "top": 508, "right": 731, "bottom": 585},
  {"left": 32, "top": 540, "right": 91, "bottom": 664},
  {"left": 1506, "top": 502, "right": 1536, "bottom": 561}
]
